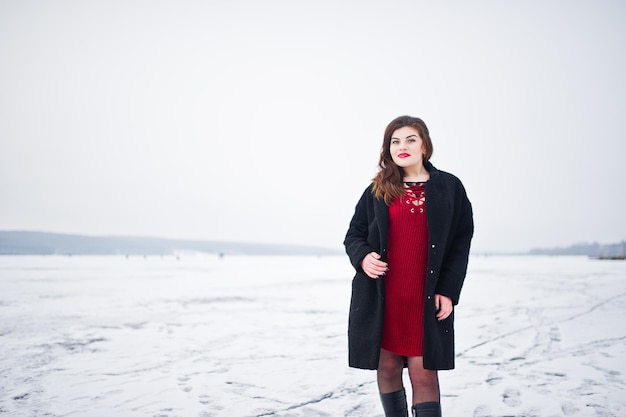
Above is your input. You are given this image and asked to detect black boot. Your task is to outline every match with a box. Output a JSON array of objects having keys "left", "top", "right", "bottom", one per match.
[
  {"left": 380, "top": 389, "right": 408, "bottom": 417},
  {"left": 411, "top": 401, "right": 441, "bottom": 417}
]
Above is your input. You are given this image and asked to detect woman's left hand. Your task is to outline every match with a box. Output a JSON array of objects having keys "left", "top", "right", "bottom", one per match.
[{"left": 434, "top": 294, "right": 453, "bottom": 321}]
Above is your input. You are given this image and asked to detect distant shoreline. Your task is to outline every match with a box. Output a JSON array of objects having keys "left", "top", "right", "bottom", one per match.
[
  {"left": 1, "top": 231, "right": 624, "bottom": 258},
  {"left": 0, "top": 231, "right": 342, "bottom": 257},
  {"left": 528, "top": 240, "right": 626, "bottom": 258}
]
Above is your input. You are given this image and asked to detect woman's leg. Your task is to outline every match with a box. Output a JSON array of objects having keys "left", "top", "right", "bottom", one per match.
[
  {"left": 377, "top": 349, "right": 408, "bottom": 416},
  {"left": 377, "top": 348, "right": 404, "bottom": 393},
  {"left": 406, "top": 356, "right": 440, "bottom": 404}
]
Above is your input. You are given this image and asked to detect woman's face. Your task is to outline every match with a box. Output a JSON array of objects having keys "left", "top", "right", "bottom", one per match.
[{"left": 389, "top": 126, "right": 425, "bottom": 169}]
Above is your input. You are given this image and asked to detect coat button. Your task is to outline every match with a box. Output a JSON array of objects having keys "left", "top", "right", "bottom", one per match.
[
  {"left": 430, "top": 270, "right": 434, "bottom": 274},
  {"left": 431, "top": 244, "right": 436, "bottom": 248}
]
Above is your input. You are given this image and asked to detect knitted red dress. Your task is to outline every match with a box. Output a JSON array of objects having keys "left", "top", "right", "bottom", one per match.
[{"left": 381, "top": 183, "right": 429, "bottom": 357}]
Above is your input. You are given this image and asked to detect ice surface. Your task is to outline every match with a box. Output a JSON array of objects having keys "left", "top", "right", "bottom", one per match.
[{"left": 0, "top": 254, "right": 625, "bottom": 416}]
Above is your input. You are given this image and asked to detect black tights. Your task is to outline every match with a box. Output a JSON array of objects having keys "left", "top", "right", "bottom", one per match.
[{"left": 377, "top": 349, "right": 440, "bottom": 405}]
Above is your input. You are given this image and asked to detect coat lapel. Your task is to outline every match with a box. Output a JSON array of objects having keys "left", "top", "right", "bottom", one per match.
[{"left": 425, "top": 166, "right": 451, "bottom": 246}]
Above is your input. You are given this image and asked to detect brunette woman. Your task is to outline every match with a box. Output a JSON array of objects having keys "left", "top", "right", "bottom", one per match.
[{"left": 344, "top": 115, "right": 474, "bottom": 417}]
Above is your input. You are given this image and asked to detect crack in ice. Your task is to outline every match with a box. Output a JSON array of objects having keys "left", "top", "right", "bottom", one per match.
[{"left": 255, "top": 392, "right": 334, "bottom": 416}]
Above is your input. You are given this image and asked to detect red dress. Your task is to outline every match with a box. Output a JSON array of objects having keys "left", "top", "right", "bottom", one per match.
[{"left": 381, "top": 183, "right": 429, "bottom": 357}]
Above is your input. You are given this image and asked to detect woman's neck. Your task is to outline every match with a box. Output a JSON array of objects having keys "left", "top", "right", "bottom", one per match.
[{"left": 403, "top": 164, "right": 429, "bottom": 182}]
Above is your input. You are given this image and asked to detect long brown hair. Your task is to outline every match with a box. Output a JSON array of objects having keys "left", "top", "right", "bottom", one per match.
[{"left": 372, "top": 115, "right": 434, "bottom": 205}]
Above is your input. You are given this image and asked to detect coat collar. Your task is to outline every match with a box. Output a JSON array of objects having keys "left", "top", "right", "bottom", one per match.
[{"left": 424, "top": 161, "right": 439, "bottom": 179}]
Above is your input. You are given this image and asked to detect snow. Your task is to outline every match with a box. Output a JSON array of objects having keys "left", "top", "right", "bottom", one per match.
[{"left": 1, "top": 254, "right": 625, "bottom": 416}]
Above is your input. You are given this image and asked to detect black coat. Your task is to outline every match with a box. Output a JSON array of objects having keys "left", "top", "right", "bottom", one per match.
[{"left": 344, "top": 162, "right": 474, "bottom": 370}]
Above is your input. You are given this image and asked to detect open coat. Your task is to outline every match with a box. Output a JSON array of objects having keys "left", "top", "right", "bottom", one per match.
[{"left": 344, "top": 162, "right": 474, "bottom": 370}]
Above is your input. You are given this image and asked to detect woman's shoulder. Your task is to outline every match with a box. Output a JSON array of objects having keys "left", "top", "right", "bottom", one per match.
[
  {"left": 357, "top": 182, "right": 376, "bottom": 201},
  {"left": 354, "top": 182, "right": 387, "bottom": 207},
  {"left": 429, "top": 164, "right": 465, "bottom": 187}
]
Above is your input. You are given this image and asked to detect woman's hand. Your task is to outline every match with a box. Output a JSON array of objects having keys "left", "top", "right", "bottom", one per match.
[
  {"left": 435, "top": 294, "right": 453, "bottom": 321},
  {"left": 361, "top": 252, "right": 388, "bottom": 279}
]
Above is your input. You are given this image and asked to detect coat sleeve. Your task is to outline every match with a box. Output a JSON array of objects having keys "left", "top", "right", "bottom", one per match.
[
  {"left": 344, "top": 186, "right": 377, "bottom": 272},
  {"left": 435, "top": 179, "right": 474, "bottom": 305}
]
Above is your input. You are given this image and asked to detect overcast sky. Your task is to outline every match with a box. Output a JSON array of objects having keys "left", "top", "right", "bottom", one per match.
[{"left": 1, "top": 0, "right": 625, "bottom": 253}]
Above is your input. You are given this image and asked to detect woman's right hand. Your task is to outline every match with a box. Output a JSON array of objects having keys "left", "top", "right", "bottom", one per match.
[{"left": 361, "top": 252, "right": 388, "bottom": 279}]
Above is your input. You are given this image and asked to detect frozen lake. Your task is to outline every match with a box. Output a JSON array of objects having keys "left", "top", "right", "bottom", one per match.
[{"left": 1, "top": 254, "right": 625, "bottom": 416}]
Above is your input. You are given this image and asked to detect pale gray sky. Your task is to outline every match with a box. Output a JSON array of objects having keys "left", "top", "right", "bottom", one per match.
[{"left": 1, "top": 0, "right": 625, "bottom": 253}]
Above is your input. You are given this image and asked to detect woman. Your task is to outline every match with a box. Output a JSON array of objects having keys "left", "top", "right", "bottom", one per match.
[{"left": 344, "top": 115, "right": 474, "bottom": 417}]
